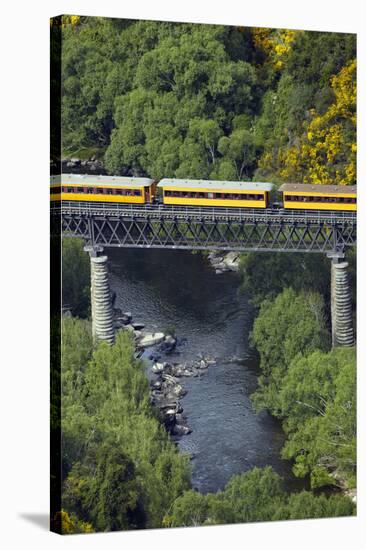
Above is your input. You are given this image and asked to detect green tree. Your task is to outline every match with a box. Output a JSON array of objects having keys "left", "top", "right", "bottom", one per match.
[
  {"left": 62, "top": 238, "right": 90, "bottom": 317},
  {"left": 166, "top": 466, "right": 355, "bottom": 527},
  {"left": 280, "top": 348, "right": 356, "bottom": 488},
  {"left": 281, "top": 491, "right": 355, "bottom": 520},
  {"left": 61, "top": 319, "right": 191, "bottom": 531},
  {"left": 239, "top": 252, "right": 330, "bottom": 307},
  {"left": 164, "top": 490, "right": 211, "bottom": 527},
  {"left": 63, "top": 446, "right": 145, "bottom": 531},
  {"left": 251, "top": 288, "right": 330, "bottom": 414},
  {"left": 218, "top": 467, "right": 286, "bottom": 523}
]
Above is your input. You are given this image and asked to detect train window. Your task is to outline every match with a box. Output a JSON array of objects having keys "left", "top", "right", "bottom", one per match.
[{"left": 208, "top": 193, "right": 214, "bottom": 199}]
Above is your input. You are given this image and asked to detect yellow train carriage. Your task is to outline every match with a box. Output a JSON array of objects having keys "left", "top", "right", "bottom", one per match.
[
  {"left": 50, "top": 174, "right": 156, "bottom": 204},
  {"left": 279, "top": 183, "right": 357, "bottom": 212},
  {"left": 158, "top": 179, "right": 274, "bottom": 208}
]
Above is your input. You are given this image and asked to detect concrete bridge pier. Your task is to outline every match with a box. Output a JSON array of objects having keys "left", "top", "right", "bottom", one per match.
[
  {"left": 84, "top": 245, "right": 115, "bottom": 345},
  {"left": 329, "top": 254, "right": 354, "bottom": 347}
]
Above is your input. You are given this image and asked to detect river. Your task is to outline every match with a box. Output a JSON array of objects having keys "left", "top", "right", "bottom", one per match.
[{"left": 108, "top": 248, "right": 304, "bottom": 494}]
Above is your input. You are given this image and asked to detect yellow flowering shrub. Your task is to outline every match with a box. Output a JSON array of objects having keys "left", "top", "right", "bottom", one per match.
[
  {"left": 50, "top": 15, "right": 81, "bottom": 28},
  {"left": 52, "top": 510, "right": 94, "bottom": 534},
  {"left": 252, "top": 28, "right": 300, "bottom": 70},
  {"left": 273, "top": 60, "right": 356, "bottom": 185}
]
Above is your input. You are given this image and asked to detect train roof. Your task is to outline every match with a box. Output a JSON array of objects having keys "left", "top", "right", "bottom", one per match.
[
  {"left": 158, "top": 179, "right": 274, "bottom": 192},
  {"left": 50, "top": 174, "right": 154, "bottom": 188},
  {"left": 279, "top": 183, "right": 357, "bottom": 194}
]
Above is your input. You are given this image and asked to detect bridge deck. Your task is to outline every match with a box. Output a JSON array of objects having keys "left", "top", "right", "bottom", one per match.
[{"left": 51, "top": 201, "right": 356, "bottom": 254}]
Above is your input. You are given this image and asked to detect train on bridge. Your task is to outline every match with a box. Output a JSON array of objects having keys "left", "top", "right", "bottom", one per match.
[{"left": 50, "top": 174, "right": 357, "bottom": 212}]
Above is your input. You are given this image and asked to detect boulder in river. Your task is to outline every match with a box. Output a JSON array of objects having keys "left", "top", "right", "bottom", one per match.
[
  {"left": 171, "top": 383, "right": 187, "bottom": 398},
  {"left": 224, "top": 252, "right": 240, "bottom": 271},
  {"left": 175, "top": 412, "right": 187, "bottom": 425},
  {"left": 151, "top": 379, "right": 162, "bottom": 390},
  {"left": 158, "top": 334, "right": 177, "bottom": 354},
  {"left": 152, "top": 362, "right": 165, "bottom": 374},
  {"left": 132, "top": 322, "right": 145, "bottom": 330},
  {"left": 182, "top": 369, "right": 194, "bottom": 377},
  {"left": 114, "top": 311, "right": 132, "bottom": 325},
  {"left": 172, "top": 424, "right": 191, "bottom": 436},
  {"left": 139, "top": 332, "right": 165, "bottom": 347}
]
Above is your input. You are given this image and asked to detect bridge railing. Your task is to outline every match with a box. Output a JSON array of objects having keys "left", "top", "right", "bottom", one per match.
[{"left": 50, "top": 201, "right": 356, "bottom": 225}]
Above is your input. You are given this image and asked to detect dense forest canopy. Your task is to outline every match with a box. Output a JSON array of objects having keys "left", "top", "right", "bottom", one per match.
[{"left": 56, "top": 16, "right": 356, "bottom": 185}]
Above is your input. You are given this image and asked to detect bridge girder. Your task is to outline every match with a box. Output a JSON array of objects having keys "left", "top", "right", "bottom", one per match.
[{"left": 52, "top": 205, "right": 356, "bottom": 255}]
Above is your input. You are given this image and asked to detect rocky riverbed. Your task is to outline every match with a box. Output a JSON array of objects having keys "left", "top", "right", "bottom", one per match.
[
  {"left": 114, "top": 306, "right": 216, "bottom": 443},
  {"left": 207, "top": 251, "right": 241, "bottom": 274}
]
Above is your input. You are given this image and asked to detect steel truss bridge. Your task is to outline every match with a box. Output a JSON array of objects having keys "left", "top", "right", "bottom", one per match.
[{"left": 51, "top": 201, "right": 356, "bottom": 255}]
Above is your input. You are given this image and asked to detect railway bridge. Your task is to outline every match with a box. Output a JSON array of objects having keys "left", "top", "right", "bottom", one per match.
[{"left": 51, "top": 201, "right": 356, "bottom": 347}]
